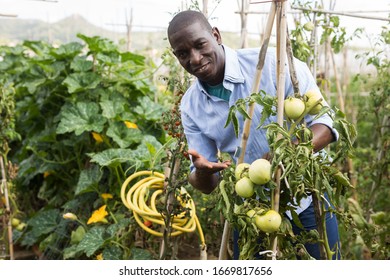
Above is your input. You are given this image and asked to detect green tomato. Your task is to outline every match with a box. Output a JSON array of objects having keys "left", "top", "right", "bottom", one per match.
[
  {"left": 235, "top": 162, "right": 250, "bottom": 180},
  {"left": 16, "top": 222, "right": 27, "bottom": 231},
  {"left": 235, "top": 177, "right": 254, "bottom": 198},
  {"left": 11, "top": 218, "right": 21, "bottom": 227},
  {"left": 304, "top": 90, "right": 326, "bottom": 115},
  {"left": 248, "top": 159, "right": 271, "bottom": 185},
  {"left": 254, "top": 210, "right": 282, "bottom": 233},
  {"left": 303, "top": 22, "right": 315, "bottom": 31},
  {"left": 284, "top": 97, "right": 306, "bottom": 120}
]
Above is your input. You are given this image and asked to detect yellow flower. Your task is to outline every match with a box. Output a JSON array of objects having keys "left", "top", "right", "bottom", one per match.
[
  {"left": 92, "top": 132, "right": 103, "bottom": 143},
  {"left": 43, "top": 171, "right": 51, "bottom": 178},
  {"left": 87, "top": 205, "right": 108, "bottom": 225},
  {"left": 63, "top": 212, "right": 78, "bottom": 221},
  {"left": 96, "top": 253, "right": 103, "bottom": 260},
  {"left": 124, "top": 121, "right": 138, "bottom": 129},
  {"left": 101, "top": 193, "right": 113, "bottom": 200}
]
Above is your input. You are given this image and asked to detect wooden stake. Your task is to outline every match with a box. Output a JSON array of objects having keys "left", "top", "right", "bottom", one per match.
[
  {"left": 218, "top": 1, "right": 277, "bottom": 260},
  {"left": 286, "top": 27, "right": 299, "bottom": 94},
  {"left": 237, "top": 1, "right": 277, "bottom": 164},
  {"left": 330, "top": 50, "right": 345, "bottom": 112},
  {"left": 238, "top": 0, "right": 250, "bottom": 48},
  {"left": 274, "top": 0, "right": 287, "bottom": 212},
  {"left": 0, "top": 156, "right": 14, "bottom": 260},
  {"left": 269, "top": 0, "right": 288, "bottom": 259},
  {"left": 331, "top": 48, "right": 357, "bottom": 199}
]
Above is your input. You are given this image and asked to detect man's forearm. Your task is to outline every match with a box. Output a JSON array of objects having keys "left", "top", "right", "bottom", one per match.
[
  {"left": 311, "top": 123, "right": 335, "bottom": 152},
  {"left": 188, "top": 170, "right": 219, "bottom": 194}
]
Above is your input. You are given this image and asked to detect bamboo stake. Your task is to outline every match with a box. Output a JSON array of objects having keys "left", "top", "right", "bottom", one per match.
[
  {"left": 125, "top": 8, "right": 133, "bottom": 52},
  {"left": 274, "top": 0, "right": 287, "bottom": 212},
  {"left": 331, "top": 48, "right": 358, "bottom": 199},
  {"left": 268, "top": 0, "right": 288, "bottom": 260},
  {"left": 342, "top": 47, "right": 358, "bottom": 196},
  {"left": 330, "top": 50, "right": 345, "bottom": 112},
  {"left": 291, "top": 6, "right": 390, "bottom": 22},
  {"left": 0, "top": 156, "right": 14, "bottom": 260},
  {"left": 0, "top": 14, "right": 18, "bottom": 18},
  {"left": 203, "top": 0, "right": 209, "bottom": 18},
  {"left": 238, "top": 0, "right": 250, "bottom": 48},
  {"left": 308, "top": 13, "right": 318, "bottom": 76},
  {"left": 218, "top": 1, "right": 277, "bottom": 260},
  {"left": 237, "top": 2, "right": 277, "bottom": 164},
  {"left": 286, "top": 27, "right": 299, "bottom": 94}
]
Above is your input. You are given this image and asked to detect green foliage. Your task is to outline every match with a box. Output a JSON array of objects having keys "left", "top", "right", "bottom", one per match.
[
  {"left": 340, "top": 25, "right": 390, "bottom": 260},
  {"left": 0, "top": 34, "right": 167, "bottom": 259},
  {"left": 291, "top": 1, "right": 350, "bottom": 64},
  {"left": 0, "top": 81, "right": 20, "bottom": 156},
  {"left": 220, "top": 90, "right": 356, "bottom": 259}
]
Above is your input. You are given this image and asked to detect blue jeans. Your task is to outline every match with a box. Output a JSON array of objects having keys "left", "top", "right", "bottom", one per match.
[
  {"left": 289, "top": 200, "right": 341, "bottom": 260},
  {"left": 233, "top": 200, "right": 341, "bottom": 260}
]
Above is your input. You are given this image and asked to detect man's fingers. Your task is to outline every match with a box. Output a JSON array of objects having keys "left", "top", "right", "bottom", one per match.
[{"left": 188, "top": 149, "right": 200, "bottom": 158}]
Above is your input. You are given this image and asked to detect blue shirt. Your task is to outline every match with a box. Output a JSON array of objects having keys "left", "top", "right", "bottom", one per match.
[{"left": 180, "top": 45, "right": 338, "bottom": 214}]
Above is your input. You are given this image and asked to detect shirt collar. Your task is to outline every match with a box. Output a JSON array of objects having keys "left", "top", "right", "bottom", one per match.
[{"left": 222, "top": 45, "right": 245, "bottom": 85}]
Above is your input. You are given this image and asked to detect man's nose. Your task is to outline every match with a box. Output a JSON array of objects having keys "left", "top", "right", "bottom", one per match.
[{"left": 189, "top": 49, "right": 202, "bottom": 65}]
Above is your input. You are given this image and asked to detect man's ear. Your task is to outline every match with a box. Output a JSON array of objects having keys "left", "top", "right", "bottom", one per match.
[{"left": 212, "top": 27, "right": 222, "bottom": 44}]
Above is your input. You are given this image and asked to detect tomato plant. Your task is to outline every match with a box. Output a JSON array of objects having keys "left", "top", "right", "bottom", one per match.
[{"left": 217, "top": 85, "right": 356, "bottom": 259}]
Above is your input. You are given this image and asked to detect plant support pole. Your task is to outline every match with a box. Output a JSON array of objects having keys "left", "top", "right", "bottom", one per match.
[
  {"left": 0, "top": 156, "right": 14, "bottom": 260},
  {"left": 218, "top": 1, "right": 277, "bottom": 260},
  {"left": 269, "top": 0, "right": 288, "bottom": 259}
]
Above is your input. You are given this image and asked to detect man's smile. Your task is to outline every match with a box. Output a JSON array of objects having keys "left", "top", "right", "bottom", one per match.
[{"left": 193, "top": 62, "right": 210, "bottom": 75}]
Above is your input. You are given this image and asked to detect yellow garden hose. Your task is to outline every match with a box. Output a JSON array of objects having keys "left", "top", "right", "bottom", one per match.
[{"left": 120, "top": 170, "right": 206, "bottom": 248}]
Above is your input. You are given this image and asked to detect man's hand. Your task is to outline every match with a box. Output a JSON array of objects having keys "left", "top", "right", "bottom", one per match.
[
  {"left": 188, "top": 149, "right": 231, "bottom": 173},
  {"left": 188, "top": 149, "right": 231, "bottom": 194}
]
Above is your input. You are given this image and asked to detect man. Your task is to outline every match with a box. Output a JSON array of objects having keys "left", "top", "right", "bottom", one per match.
[{"left": 167, "top": 10, "right": 340, "bottom": 259}]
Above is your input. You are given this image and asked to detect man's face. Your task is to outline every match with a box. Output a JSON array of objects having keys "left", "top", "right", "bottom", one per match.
[{"left": 168, "top": 22, "right": 225, "bottom": 85}]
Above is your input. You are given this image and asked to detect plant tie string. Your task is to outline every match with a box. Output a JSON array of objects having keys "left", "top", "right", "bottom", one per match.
[{"left": 258, "top": 249, "right": 278, "bottom": 260}]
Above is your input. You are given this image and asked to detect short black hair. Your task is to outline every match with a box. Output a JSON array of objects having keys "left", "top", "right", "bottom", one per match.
[{"left": 167, "top": 10, "right": 213, "bottom": 37}]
